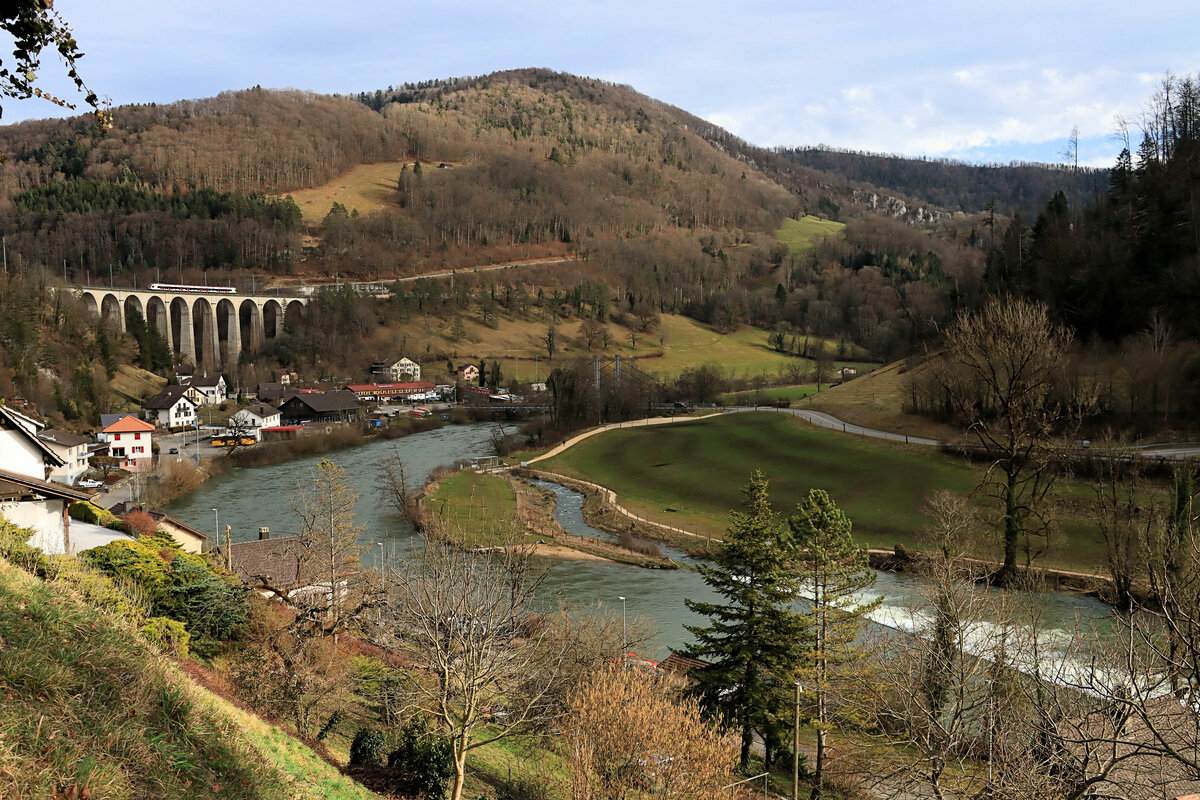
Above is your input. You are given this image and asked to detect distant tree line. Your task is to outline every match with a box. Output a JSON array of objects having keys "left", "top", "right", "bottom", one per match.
[{"left": 779, "top": 144, "right": 1107, "bottom": 219}]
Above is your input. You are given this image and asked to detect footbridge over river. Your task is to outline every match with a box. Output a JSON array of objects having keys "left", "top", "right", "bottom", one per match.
[{"left": 76, "top": 287, "right": 309, "bottom": 371}]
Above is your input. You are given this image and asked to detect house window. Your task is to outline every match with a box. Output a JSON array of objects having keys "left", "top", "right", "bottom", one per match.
[{"left": 134, "top": 433, "right": 141, "bottom": 440}]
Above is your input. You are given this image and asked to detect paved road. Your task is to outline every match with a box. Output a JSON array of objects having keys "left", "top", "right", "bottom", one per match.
[{"left": 732, "top": 405, "right": 1200, "bottom": 460}]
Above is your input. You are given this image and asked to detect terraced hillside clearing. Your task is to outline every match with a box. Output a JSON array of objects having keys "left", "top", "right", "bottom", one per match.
[{"left": 538, "top": 411, "right": 1111, "bottom": 573}]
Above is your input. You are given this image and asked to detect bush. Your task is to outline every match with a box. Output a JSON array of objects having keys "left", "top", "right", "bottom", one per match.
[
  {"left": 350, "top": 727, "right": 387, "bottom": 767},
  {"left": 122, "top": 509, "right": 160, "bottom": 538},
  {"left": 0, "top": 517, "right": 52, "bottom": 576},
  {"left": 141, "top": 616, "right": 190, "bottom": 657},
  {"left": 82, "top": 532, "right": 248, "bottom": 652},
  {"left": 68, "top": 501, "right": 117, "bottom": 527},
  {"left": 388, "top": 715, "right": 455, "bottom": 800}
]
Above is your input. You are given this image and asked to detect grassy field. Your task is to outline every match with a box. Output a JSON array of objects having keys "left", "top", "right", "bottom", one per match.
[
  {"left": 427, "top": 469, "right": 525, "bottom": 546},
  {"left": 407, "top": 311, "right": 876, "bottom": 387},
  {"left": 538, "top": 411, "right": 1115, "bottom": 573},
  {"left": 774, "top": 215, "right": 846, "bottom": 254},
  {"left": 283, "top": 160, "right": 474, "bottom": 225},
  {"left": 719, "top": 383, "right": 821, "bottom": 405},
  {"left": 802, "top": 357, "right": 963, "bottom": 441},
  {"left": 286, "top": 162, "right": 404, "bottom": 224}
]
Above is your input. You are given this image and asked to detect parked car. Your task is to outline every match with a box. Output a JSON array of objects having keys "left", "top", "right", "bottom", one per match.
[
  {"left": 168, "top": 447, "right": 179, "bottom": 454},
  {"left": 77, "top": 479, "right": 103, "bottom": 489}
]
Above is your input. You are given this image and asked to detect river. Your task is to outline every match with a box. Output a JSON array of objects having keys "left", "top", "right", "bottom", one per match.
[{"left": 168, "top": 423, "right": 1115, "bottom": 661}]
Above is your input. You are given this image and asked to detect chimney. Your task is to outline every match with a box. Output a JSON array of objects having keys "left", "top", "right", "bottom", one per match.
[{"left": 258, "top": 526, "right": 270, "bottom": 540}]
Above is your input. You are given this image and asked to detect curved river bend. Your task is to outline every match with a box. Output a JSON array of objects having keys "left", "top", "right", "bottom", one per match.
[{"left": 169, "top": 424, "right": 1113, "bottom": 660}]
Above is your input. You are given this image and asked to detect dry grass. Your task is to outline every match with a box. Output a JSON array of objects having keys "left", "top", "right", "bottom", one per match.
[
  {"left": 351, "top": 310, "right": 877, "bottom": 386},
  {"left": 107, "top": 363, "right": 168, "bottom": 408},
  {"left": 285, "top": 162, "right": 403, "bottom": 224},
  {"left": 801, "top": 356, "right": 962, "bottom": 441},
  {"left": 0, "top": 556, "right": 385, "bottom": 800},
  {"left": 284, "top": 160, "right": 467, "bottom": 224}
]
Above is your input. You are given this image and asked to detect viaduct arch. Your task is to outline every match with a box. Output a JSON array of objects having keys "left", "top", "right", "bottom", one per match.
[{"left": 77, "top": 287, "right": 309, "bottom": 371}]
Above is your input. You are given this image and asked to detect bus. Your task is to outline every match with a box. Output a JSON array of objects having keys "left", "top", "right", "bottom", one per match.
[
  {"left": 147, "top": 283, "right": 237, "bottom": 295},
  {"left": 409, "top": 407, "right": 432, "bottom": 418}
]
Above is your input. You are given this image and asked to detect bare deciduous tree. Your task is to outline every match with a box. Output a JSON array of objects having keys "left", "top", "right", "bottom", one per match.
[
  {"left": 939, "top": 297, "right": 1077, "bottom": 581},
  {"left": 292, "top": 458, "right": 369, "bottom": 642},
  {"left": 385, "top": 532, "right": 576, "bottom": 800},
  {"left": 579, "top": 317, "right": 606, "bottom": 350}
]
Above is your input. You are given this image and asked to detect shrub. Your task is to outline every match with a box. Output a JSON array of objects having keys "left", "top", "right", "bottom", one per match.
[
  {"left": 141, "top": 616, "right": 190, "bottom": 658},
  {"left": 82, "top": 532, "right": 248, "bottom": 651},
  {"left": 122, "top": 509, "right": 160, "bottom": 538},
  {"left": 316, "top": 709, "right": 345, "bottom": 741},
  {"left": 388, "top": 715, "right": 455, "bottom": 800},
  {"left": 0, "top": 517, "right": 52, "bottom": 576},
  {"left": 349, "top": 727, "right": 387, "bottom": 767},
  {"left": 68, "top": 501, "right": 117, "bottom": 527}
]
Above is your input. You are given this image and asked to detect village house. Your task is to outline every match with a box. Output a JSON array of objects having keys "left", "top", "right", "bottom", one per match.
[
  {"left": 456, "top": 363, "right": 480, "bottom": 383},
  {"left": 37, "top": 429, "right": 91, "bottom": 485},
  {"left": 213, "top": 527, "right": 350, "bottom": 606},
  {"left": 230, "top": 403, "right": 281, "bottom": 440},
  {"left": 174, "top": 363, "right": 195, "bottom": 384},
  {"left": 371, "top": 357, "right": 421, "bottom": 382},
  {"left": 101, "top": 415, "right": 155, "bottom": 472},
  {"left": 143, "top": 385, "right": 199, "bottom": 429},
  {"left": 148, "top": 512, "right": 209, "bottom": 553},
  {"left": 344, "top": 382, "right": 435, "bottom": 403},
  {"left": 277, "top": 390, "right": 360, "bottom": 425},
  {"left": 189, "top": 373, "right": 228, "bottom": 406},
  {"left": 0, "top": 404, "right": 92, "bottom": 554},
  {"left": 255, "top": 382, "right": 298, "bottom": 404}
]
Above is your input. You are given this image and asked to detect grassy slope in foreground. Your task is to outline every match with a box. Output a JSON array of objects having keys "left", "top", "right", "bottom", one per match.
[
  {"left": 539, "top": 411, "right": 1106, "bottom": 572},
  {"left": 0, "top": 557, "right": 381, "bottom": 800}
]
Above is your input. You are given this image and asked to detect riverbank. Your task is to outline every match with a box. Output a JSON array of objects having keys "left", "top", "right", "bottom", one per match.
[{"left": 420, "top": 467, "right": 678, "bottom": 568}]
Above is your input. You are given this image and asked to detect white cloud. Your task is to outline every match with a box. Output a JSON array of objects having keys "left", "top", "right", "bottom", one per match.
[{"left": 10, "top": 1, "right": 1200, "bottom": 166}]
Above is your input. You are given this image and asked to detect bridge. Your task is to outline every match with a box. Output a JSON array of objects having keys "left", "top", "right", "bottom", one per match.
[{"left": 76, "top": 287, "right": 309, "bottom": 371}]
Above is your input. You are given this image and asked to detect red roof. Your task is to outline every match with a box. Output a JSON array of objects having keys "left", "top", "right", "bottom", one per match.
[
  {"left": 102, "top": 414, "right": 155, "bottom": 433},
  {"left": 261, "top": 425, "right": 303, "bottom": 431}
]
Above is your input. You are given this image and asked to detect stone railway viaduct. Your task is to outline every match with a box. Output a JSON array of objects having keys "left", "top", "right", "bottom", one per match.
[{"left": 76, "top": 287, "right": 309, "bottom": 371}]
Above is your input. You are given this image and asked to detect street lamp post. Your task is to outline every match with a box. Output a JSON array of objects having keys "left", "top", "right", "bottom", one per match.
[
  {"left": 212, "top": 507, "right": 219, "bottom": 547},
  {"left": 793, "top": 682, "right": 803, "bottom": 800},
  {"left": 618, "top": 595, "right": 627, "bottom": 660}
]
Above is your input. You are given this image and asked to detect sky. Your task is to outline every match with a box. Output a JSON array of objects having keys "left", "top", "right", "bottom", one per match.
[{"left": 7, "top": 1, "right": 1199, "bottom": 168}]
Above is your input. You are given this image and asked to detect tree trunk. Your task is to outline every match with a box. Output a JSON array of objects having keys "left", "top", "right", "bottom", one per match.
[
  {"left": 740, "top": 726, "right": 753, "bottom": 770},
  {"left": 1001, "top": 467, "right": 1020, "bottom": 578},
  {"left": 450, "top": 743, "right": 469, "bottom": 800}
]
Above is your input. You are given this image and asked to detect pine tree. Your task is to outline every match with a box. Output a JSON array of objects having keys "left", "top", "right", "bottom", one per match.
[
  {"left": 681, "top": 470, "right": 805, "bottom": 769},
  {"left": 789, "top": 489, "right": 879, "bottom": 799}
]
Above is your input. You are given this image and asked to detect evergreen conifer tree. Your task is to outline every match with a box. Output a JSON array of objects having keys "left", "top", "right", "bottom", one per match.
[
  {"left": 789, "top": 489, "right": 879, "bottom": 798},
  {"left": 681, "top": 470, "right": 805, "bottom": 769}
]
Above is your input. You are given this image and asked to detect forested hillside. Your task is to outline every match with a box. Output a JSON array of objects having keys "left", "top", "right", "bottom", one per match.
[
  {"left": 780, "top": 146, "right": 1107, "bottom": 219},
  {"left": 17, "top": 67, "right": 1200, "bottom": 436}
]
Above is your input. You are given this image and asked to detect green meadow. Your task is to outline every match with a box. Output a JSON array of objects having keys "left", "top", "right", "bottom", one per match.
[
  {"left": 539, "top": 411, "right": 1111, "bottom": 573},
  {"left": 774, "top": 215, "right": 845, "bottom": 254}
]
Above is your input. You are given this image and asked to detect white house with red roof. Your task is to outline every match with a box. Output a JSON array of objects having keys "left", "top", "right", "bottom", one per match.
[{"left": 101, "top": 415, "right": 155, "bottom": 472}]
